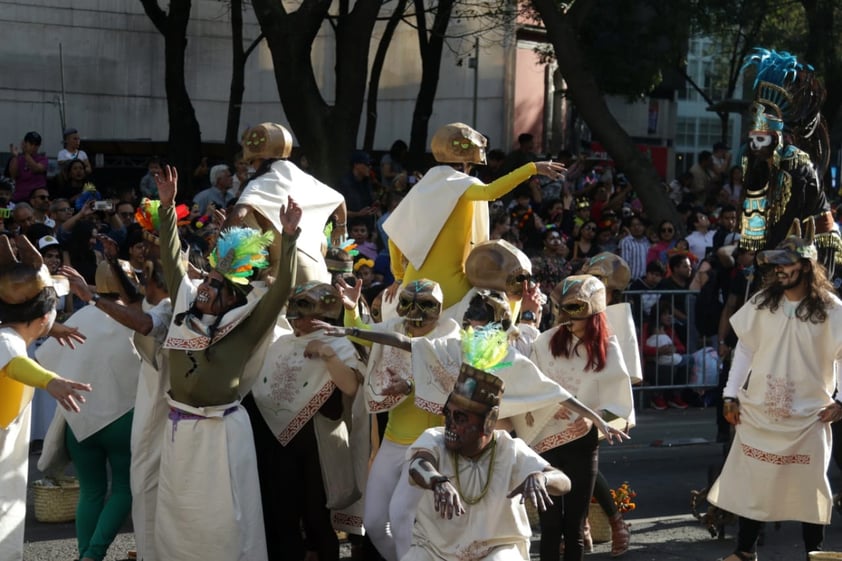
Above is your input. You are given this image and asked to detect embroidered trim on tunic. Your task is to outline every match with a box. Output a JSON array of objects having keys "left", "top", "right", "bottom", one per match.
[
  {"left": 332, "top": 511, "right": 363, "bottom": 528},
  {"left": 763, "top": 373, "right": 795, "bottom": 421},
  {"left": 276, "top": 381, "right": 336, "bottom": 445},
  {"left": 741, "top": 443, "right": 810, "bottom": 465},
  {"left": 456, "top": 540, "right": 495, "bottom": 561},
  {"left": 415, "top": 396, "right": 444, "bottom": 415},
  {"left": 533, "top": 421, "right": 591, "bottom": 453}
]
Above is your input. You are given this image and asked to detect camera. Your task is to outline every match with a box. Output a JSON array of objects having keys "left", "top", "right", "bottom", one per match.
[{"left": 93, "top": 200, "right": 113, "bottom": 212}]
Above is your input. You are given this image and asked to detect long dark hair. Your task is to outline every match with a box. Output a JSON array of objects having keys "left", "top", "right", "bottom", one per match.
[
  {"left": 548, "top": 312, "right": 609, "bottom": 371},
  {"left": 755, "top": 259, "right": 835, "bottom": 323}
]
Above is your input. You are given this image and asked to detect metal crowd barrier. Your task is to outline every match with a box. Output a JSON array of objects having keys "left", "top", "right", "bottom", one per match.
[{"left": 621, "top": 289, "right": 722, "bottom": 408}]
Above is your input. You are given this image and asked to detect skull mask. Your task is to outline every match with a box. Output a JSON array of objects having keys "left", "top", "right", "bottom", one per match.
[
  {"left": 746, "top": 102, "right": 782, "bottom": 159},
  {"left": 242, "top": 122, "right": 293, "bottom": 164},
  {"left": 462, "top": 290, "right": 512, "bottom": 330},
  {"left": 579, "top": 252, "right": 631, "bottom": 292},
  {"left": 465, "top": 239, "right": 533, "bottom": 299},
  {"left": 397, "top": 279, "right": 443, "bottom": 328},
  {"left": 430, "top": 123, "right": 488, "bottom": 165},
  {"left": 286, "top": 281, "right": 342, "bottom": 321},
  {"left": 549, "top": 275, "right": 606, "bottom": 324}
]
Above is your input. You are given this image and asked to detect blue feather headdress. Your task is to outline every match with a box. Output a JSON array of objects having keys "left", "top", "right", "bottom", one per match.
[{"left": 207, "top": 227, "right": 274, "bottom": 285}]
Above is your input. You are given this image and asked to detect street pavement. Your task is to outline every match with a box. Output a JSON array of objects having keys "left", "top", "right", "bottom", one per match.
[{"left": 22, "top": 406, "right": 842, "bottom": 560}]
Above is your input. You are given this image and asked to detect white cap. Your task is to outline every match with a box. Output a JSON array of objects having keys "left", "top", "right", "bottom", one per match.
[{"left": 37, "top": 235, "right": 60, "bottom": 251}]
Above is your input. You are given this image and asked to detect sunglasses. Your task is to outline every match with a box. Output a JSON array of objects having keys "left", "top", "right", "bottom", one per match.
[
  {"left": 660, "top": 227, "right": 674, "bottom": 233},
  {"left": 119, "top": 212, "right": 134, "bottom": 218},
  {"left": 33, "top": 195, "right": 49, "bottom": 200},
  {"left": 55, "top": 207, "right": 72, "bottom": 213},
  {"left": 582, "top": 225, "right": 596, "bottom": 231},
  {"left": 514, "top": 273, "right": 532, "bottom": 283}
]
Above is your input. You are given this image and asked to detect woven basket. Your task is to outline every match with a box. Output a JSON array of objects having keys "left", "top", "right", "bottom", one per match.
[
  {"left": 31, "top": 477, "right": 79, "bottom": 523},
  {"left": 588, "top": 503, "right": 611, "bottom": 544}
]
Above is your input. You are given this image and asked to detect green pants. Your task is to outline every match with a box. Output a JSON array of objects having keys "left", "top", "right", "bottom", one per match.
[{"left": 65, "top": 409, "right": 133, "bottom": 561}]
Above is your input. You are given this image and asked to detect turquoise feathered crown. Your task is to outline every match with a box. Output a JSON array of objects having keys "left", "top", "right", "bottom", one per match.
[{"left": 207, "top": 227, "right": 274, "bottom": 285}]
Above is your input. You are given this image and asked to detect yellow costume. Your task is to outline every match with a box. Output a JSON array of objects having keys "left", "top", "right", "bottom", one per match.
[{"left": 385, "top": 163, "right": 538, "bottom": 308}]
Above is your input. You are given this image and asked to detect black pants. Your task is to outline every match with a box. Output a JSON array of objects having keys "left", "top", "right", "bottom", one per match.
[
  {"left": 539, "top": 426, "right": 599, "bottom": 561},
  {"left": 737, "top": 516, "right": 823, "bottom": 554},
  {"left": 243, "top": 393, "right": 339, "bottom": 561}
]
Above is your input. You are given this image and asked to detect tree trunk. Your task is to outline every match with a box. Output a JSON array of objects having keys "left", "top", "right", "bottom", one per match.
[
  {"left": 407, "top": 0, "right": 455, "bottom": 170},
  {"left": 252, "top": 0, "right": 381, "bottom": 185},
  {"left": 802, "top": 0, "right": 842, "bottom": 143},
  {"left": 140, "top": 0, "right": 203, "bottom": 199},
  {"left": 363, "top": 0, "right": 408, "bottom": 151},
  {"left": 532, "top": 0, "right": 681, "bottom": 228},
  {"left": 225, "top": 0, "right": 247, "bottom": 160}
]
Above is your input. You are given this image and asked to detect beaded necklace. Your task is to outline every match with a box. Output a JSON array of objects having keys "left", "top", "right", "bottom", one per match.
[{"left": 451, "top": 435, "right": 497, "bottom": 505}]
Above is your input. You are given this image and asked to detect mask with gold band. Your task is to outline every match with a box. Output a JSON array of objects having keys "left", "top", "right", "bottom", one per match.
[
  {"left": 550, "top": 274, "right": 606, "bottom": 323},
  {"left": 396, "top": 279, "right": 443, "bottom": 328},
  {"left": 430, "top": 123, "right": 487, "bottom": 165},
  {"left": 579, "top": 252, "right": 631, "bottom": 291},
  {"left": 286, "top": 281, "right": 342, "bottom": 321}
]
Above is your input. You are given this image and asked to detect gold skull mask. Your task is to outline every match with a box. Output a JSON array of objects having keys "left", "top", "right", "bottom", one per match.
[
  {"left": 242, "top": 122, "right": 293, "bottom": 164},
  {"left": 431, "top": 123, "right": 487, "bottom": 165},
  {"left": 286, "top": 281, "right": 342, "bottom": 321},
  {"left": 397, "top": 279, "right": 443, "bottom": 328},
  {"left": 579, "top": 252, "right": 631, "bottom": 291},
  {"left": 465, "top": 239, "right": 532, "bottom": 299},
  {"left": 550, "top": 275, "right": 606, "bottom": 323}
]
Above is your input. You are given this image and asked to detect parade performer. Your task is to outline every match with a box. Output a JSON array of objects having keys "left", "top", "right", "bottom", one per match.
[
  {"left": 248, "top": 281, "right": 364, "bottom": 561},
  {"left": 708, "top": 218, "right": 842, "bottom": 561},
  {"left": 37, "top": 260, "right": 141, "bottom": 561},
  {"left": 336, "top": 276, "right": 459, "bottom": 561},
  {"left": 403, "top": 366, "right": 571, "bottom": 561},
  {"left": 383, "top": 122, "right": 565, "bottom": 310},
  {"left": 226, "top": 122, "right": 346, "bottom": 282},
  {"left": 0, "top": 235, "right": 90, "bottom": 561},
  {"left": 529, "top": 275, "right": 635, "bottom": 561},
  {"left": 738, "top": 49, "right": 841, "bottom": 276},
  {"left": 55, "top": 248, "right": 172, "bottom": 561},
  {"left": 152, "top": 166, "right": 301, "bottom": 561}
]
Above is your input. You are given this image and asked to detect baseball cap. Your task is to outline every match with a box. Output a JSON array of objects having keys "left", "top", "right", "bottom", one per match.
[
  {"left": 24, "top": 131, "right": 42, "bottom": 145},
  {"left": 350, "top": 150, "right": 371, "bottom": 166},
  {"left": 37, "top": 235, "right": 60, "bottom": 251}
]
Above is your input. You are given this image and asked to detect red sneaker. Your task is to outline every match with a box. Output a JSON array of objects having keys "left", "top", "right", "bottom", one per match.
[
  {"left": 668, "top": 395, "right": 689, "bottom": 409},
  {"left": 651, "top": 396, "right": 668, "bottom": 410}
]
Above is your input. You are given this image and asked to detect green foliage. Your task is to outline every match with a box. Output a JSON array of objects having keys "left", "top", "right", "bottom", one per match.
[{"left": 576, "top": 0, "right": 692, "bottom": 97}]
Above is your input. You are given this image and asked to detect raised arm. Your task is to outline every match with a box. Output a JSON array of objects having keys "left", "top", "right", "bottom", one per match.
[
  {"left": 463, "top": 161, "right": 565, "bottom": 201},
  {"left": 315, "top": 322, "right": 411, "bottom": 351},
  {"left": 156, "top": 166, "right": 188, "bottom": 301}
]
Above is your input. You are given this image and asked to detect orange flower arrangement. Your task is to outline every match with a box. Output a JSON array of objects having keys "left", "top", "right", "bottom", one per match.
[{"left": 610, "top": 481, "right": 637, "bottom": 514}]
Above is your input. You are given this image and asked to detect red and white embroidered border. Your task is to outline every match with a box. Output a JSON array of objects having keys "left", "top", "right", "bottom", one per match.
[
  {"left": 415, "top": 396, "right": 444, "bottom": 415},
  {"left": 741, "top": 443, "right": 810, "bottom": 465},
  {"left": 533, "top": 423, "right": 590, "bottom": 454},
  {"left": 276, "top": 382, "right": 336, "bottom": 446}
]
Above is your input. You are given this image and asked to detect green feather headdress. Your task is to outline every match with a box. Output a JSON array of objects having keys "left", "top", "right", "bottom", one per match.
[
  {"left": 207, "top": 227, "right": 274, "bottom": 285},
  {"left": 461, "top": 323, "right": 509, "bottom": 372}
]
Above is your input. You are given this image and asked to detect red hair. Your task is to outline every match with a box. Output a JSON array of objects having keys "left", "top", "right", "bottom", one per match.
[{"left": 549, "top": 312, "right": 609, "bottom": 372}]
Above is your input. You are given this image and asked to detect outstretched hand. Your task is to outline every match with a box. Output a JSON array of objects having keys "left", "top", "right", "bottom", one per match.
[
  {"left": 598, "top": 420, "right": 630, "bottom": 445},
  {"left": 335, "top": 276, "right": 362, "bottom": 310},
  {"left": 155, "top": 165, "right": 178, "bottom": 207},
  {"left": 534, "top": 161, "right": 567, "bottom": 182},
  {"left": 281, "top": 197, "right": 303, "bottom": 235},
  {"left": 48, "top": 321, "right": 87, "bottom": 350},
  {"left": 433, "top": 480, "right": 465, "bottom": 519},
  {"left": 508, "top": 472, "right": 554, "bottom": 512},
  {"left": 46, "top": 377, "right": 91, "bottom": 412},
  {"left": 383, "top": 281, "right": 401, "bottom": 303},
  {"left": 310, "top": 319, "right": 347, "bottom": 337}
]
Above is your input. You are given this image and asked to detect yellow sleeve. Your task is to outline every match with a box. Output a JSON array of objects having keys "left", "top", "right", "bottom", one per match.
[
  {"left": 6, "top": 356, "right": 58, "bottom": 389},
  {"left": 343, "top": 306, "right": 373, "bottom": 347},
  {"left": 388, "top": 239, "right": 405, "bottom": 282},
  {"left": 462, "top": 162, "right": 538, "bottom": 201}
]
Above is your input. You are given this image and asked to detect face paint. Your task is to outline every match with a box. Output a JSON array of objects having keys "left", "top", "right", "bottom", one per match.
[
  {"left": 443, "top": 403, "right": 485, "bottom": 454},
  {"left": 749, "top": 132, "right": 774, "bottom": 154}
]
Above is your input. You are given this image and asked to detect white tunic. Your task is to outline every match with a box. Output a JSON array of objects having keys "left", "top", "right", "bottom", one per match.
[
  {"left": 528, "top": 328, "right": 634, "bottom": 451},
  {"left": 0, "top": 329, "right": 32, "bottom": 561},
  {"left": 403, "top": 428, "right": 548, "bottom": 561},
  {"left": 708, "top": 292, "right": 842, "bottom": 524}
]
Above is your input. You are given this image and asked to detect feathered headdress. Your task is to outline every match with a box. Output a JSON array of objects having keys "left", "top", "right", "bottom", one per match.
[
  {"left": 743, "top": 47, "right": 829, "bottom": 172},
  {"left": 461, "top": 324, "right": 510, "bottom": 372},
  {"left": 207, "top": 227, "right": 274, "bottom": 285},
  {"left": 135, "top": 198, "right": 191, "bottom": 242}
]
